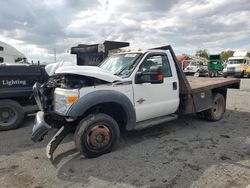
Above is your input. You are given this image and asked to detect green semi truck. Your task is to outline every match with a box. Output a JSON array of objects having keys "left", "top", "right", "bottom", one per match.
[{"left": 208, "top": 54, "right": 224, "bottom": 77}]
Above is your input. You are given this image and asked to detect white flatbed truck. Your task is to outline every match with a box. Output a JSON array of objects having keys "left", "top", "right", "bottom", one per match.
[{"left": 31, "top": 45, "right": 240, "bottom": 159}]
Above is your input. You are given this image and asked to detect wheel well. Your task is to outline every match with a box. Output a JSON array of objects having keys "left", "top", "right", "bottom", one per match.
[
  {"left": 81, "top": 102, "right": 128, "bottom": 130},
  {"left": 212, "top": 88, "right": 227, "bottom": 100}
]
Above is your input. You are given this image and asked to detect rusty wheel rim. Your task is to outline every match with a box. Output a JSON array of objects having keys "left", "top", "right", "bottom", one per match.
[{"left": 87, "top": 125, "right": 111, "bottom": 150}]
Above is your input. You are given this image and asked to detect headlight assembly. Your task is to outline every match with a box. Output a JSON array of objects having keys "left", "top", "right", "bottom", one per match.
[{"left": 54, "top": 88, "right": 79, "bottom": 115}]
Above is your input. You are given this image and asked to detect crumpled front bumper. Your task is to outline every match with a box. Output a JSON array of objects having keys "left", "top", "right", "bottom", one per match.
[
  {"left": 31, "top": 111, "right": 71, "bottom": 160},
  {"left": 31, "top": 111, "right": 51, "bottom": 142}
]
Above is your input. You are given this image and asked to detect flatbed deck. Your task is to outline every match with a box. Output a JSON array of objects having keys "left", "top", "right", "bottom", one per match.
[{"left": 184, "top": 76, "right": 240, "bottom": 94}]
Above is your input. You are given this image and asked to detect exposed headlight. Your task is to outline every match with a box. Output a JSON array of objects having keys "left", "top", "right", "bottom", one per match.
[
  {"left": 56, "top": 104, "right": 68, "bottom": 114},
  {"left": 54, "top": 88, "right": 79, "bottom": 115}
]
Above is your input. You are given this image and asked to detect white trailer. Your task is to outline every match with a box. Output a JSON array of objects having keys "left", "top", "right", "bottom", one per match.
[{"left": 0, "top": 41, "right": 26, "bottom": 64}]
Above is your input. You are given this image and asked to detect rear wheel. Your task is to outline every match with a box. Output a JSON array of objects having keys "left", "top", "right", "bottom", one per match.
[
  {"left": 0, "top": 100, "right": 24, "bottom": 131},
  {"left": 214, "top": 71, "right": 218, "bottom": 77},
  {"left": 204, "top": 93, "right": 225, "bottom": 121},
  {"left": 74, "top": 113, "right": 120, "bottom": 158}
]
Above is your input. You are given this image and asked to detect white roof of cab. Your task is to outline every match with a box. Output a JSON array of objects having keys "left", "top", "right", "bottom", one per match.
[{"left": 112, "top": 49, "right": 167, "bottom": 55}]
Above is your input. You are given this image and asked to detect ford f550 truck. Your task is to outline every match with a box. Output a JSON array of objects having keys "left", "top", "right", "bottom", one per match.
[{"left": 31, "top": 45, "right": 239, "bottom": 159}]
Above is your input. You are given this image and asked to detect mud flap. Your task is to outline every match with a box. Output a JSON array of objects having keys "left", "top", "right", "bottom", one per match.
[{"left": 46, "top": 125, "right": 71, "bottom": 160}]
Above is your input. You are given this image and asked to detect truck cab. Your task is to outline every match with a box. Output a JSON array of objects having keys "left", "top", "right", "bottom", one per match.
[
  {"left": 208, "top": 54, "right": 223, "bottom": 77},
  {"left": 31, "top": 45, "right": 239, "bottom": 159},
  {"left": 223, "top": 51, "right": 250, "bottom": 78}
]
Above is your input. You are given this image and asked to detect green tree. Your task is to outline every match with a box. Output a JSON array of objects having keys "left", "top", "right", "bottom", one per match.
[
  {"left": 195, "top": 49, "right": 208, "bottom": 59},
  {"left": 220, "top": 50, "right": 234, "bottom": 62}
]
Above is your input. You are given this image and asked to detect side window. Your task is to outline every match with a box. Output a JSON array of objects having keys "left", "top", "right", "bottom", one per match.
[
  {"left": 139, "top": 54, "right": 172, "bottom": 77},
  {"left": 162, "top": 55, "right": 172, "bottom": 77},
  {"left": 0, "top": 46, "right": 3, "bottom": 51},
  {"left": 0, "top": 57, "right": 4, "bottom": 63}
]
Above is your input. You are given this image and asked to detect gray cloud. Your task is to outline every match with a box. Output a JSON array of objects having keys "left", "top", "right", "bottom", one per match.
[{"left": 0, "top": 0, "right": 249, "bottom": 61}]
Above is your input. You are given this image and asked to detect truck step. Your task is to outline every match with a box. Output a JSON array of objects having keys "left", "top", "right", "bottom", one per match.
[{"left": 134, "top": 114, "right": 178, "bottom": 130}]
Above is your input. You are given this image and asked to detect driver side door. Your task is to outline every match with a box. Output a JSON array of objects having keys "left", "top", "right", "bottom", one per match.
[{"left": 133, "top": 52, "right": 179, "bottom": 122}]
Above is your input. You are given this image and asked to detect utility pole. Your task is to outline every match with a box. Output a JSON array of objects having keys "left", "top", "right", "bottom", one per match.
[{"left": 54, "top": 48, "right": 56, "bottom": 63}]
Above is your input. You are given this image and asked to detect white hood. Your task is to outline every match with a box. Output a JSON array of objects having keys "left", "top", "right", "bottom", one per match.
[
  {"left": 55, "top": 65, "right": 121, "bottom": 83},
  {"left": 45, "top": 61, "right": 76, "bottom": 76},
  {"left": 227, "top": 64, "right": 240, "bottom": 68}
]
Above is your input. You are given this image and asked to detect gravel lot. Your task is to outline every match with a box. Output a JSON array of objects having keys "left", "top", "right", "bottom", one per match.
[{"left": 0, "top": 110, "right": 250, "bottom": 188}]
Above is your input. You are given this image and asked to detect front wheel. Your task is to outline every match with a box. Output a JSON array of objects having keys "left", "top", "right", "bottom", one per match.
[
  {"left": 74, "top": 113, "right": 120, "bottom": 158},
  {"left": 239, "top": 71, "right": 244, "bottom": 78},
  {"left": 204, "top": 93, "right": 226, "bottom": 121},
  {"left": 0, "top": 100, "right": 24, "bottom": 131},
  {"left": 209, "top": 71, "right": 213, "bottom": 77}
]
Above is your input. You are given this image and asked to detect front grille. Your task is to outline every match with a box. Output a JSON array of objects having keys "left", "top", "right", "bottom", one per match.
[{"left": 227, "top": 67, "right": 235, "bottom": 72}]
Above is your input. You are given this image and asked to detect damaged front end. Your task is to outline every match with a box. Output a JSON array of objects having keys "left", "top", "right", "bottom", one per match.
[{"left": 31, "top": 73, "right": 110, "bottom": 159}]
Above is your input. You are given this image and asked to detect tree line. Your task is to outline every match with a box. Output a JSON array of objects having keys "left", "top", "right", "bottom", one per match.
[{"left": 195, "top": 49, "right": 250, "bottom": 62}]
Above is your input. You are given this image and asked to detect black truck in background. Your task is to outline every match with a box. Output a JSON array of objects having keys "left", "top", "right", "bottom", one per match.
[
  {"left": 0, "top": 64, "right": 48, "bottom": 130},
  {"left": 0, "top": 41, "right": 129, "bottom": 130}
]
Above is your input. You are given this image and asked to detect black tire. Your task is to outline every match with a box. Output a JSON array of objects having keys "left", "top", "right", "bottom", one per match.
[
  {"left": 237, "top": 71, "right": 244, "bottom": 78},
  {"left": 247, "top": 73, "right": 250, "bottom": 78},
  {"left": 214, "top": 71, "right": 218, "bottom": 77},
  {"left": 0, "top": 99, "right": 24, "bottom": 131},
  {"left": 210, "top": 71, "right": 215, "bottom": 77},
  {"left": 209, "top": 71, "right": 212, "bottom": 77},
  {"left": 204, "top": 93, "right": 225, "bottom": 121},
  {"left": 74, "top": 113, "right": 120, "bottom": 158},
  {"left": 196, "top": 111, "right": 205, "bottom": 119}
]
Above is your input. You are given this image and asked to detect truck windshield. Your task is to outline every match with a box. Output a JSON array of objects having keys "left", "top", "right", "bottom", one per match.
[
  {"left": 228, "top": 59, "right": 245, "bottom": 64},
  {"left": 99, "top": 53, "right": 141, "bottom": 76}
]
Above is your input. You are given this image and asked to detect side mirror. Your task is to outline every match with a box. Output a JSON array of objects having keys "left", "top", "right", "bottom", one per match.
[{"left": 136, "top": 65, "right": 164, "bottom": 84}]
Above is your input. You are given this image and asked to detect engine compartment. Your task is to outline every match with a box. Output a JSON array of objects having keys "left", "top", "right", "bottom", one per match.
[
  {"left": 46, "top": 74, "right": 109, "bottom": 89},
  {"left": 35, "top": 74, "right": 110, "bottom": 112}
]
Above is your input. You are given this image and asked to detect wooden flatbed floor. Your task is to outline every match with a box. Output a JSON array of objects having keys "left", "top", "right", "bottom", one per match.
[{"left": 184, "top": 76, "right": 240, "bottom": 94}]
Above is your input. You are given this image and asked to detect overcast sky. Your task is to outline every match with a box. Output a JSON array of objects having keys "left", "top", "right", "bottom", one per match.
[{"left": 0, "top": 0, "right": 250, "bottom": 62}]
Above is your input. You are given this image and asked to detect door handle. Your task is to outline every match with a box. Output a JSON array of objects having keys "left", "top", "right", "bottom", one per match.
[{"left": 173, "top": 82, "right": 177, "bottom": 90}]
